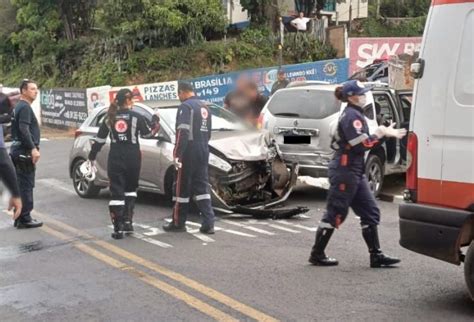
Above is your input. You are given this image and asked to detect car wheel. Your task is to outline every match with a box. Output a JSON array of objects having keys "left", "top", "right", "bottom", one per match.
[
  {"left": 465, "top": 241, "right": 474, "bottom": 301},
  {"left": 365, "top": 155, "right": 384, "bottom": 197},
  {"left": 72, "top": 159, "right": 101, "bottom": 198}
]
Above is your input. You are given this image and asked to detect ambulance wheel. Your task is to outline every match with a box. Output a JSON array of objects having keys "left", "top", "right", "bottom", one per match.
[
  {"left": 72, "top": 159, "right": 101, "bottom": 198},
  {"left": 464, "top": 241, "right": 474, "bottom": 301},
  {"left": 365, "top": 155, "right": 384, "bottom": 197}
]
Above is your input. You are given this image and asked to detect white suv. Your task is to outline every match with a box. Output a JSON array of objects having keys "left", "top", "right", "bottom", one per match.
[{"left": 259, "top": 83, "right": 410, "bottom": 196}]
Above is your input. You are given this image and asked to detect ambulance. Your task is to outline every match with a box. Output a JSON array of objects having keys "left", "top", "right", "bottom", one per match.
[{"left": 399, "top": 0, "right": 474, "bottom": 299}]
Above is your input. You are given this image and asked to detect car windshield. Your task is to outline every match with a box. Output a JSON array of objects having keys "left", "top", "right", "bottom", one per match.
[
  {"left": 268, "top": 89, "right": 341, "bottom": 119},
  {"left": 157, "top": 104, "right": 246, "bottom": 132}
]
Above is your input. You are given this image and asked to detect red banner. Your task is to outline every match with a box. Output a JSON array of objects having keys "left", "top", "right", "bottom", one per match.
[{"left": 348, "top": 37, "right": 422, "bottom": 75}]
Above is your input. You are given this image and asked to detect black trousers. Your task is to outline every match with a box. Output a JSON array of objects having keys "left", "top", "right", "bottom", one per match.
[
  {"left": 107, "top": 148, "right": 141, "bottom": 223},
  {"left": 10, "top": 146, "right": 35, "bottom": 223}
]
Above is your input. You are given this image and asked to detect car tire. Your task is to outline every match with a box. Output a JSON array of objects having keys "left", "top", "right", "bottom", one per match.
[
  {"left": 464, "top": 241, "right": 474, "bottom": 301},
  {"left": 72, "top": 159, "right": 101, "bottom": 198},
  {"left": 365, "top": 155, "right": 384, "bottom": 197}
]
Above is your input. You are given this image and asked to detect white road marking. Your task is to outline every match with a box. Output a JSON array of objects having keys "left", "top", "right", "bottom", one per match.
[
  {"left": 220, "top": 219, "right": 275, "bottom": 235},
  {"left": 186, "top": 220, "right": 256, "bottom": 238},
  {"left": 131, "top": 232, "right": 173, "bottom": 248},
  {"left": 277, "top": 220, "right": 317, "bottom": 232},
  {"left": 133, "top": 223, "right": 165, "bottom": 236},
  {"left": 37, "top": 178, "right": 76, "bottom": 195},
  {"left": 164, "top": 219, "right": 215, "bottom": 243},
  {"left": 267, "top": 224, "right": 301, "bottom": 233}
]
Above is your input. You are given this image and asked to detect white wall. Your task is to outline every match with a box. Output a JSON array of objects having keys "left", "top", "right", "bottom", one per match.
[{"left": 336, "top": 0, "right": 369, "bottom": 22}]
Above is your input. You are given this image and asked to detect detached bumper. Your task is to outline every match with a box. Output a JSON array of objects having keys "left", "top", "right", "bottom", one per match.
[
  {"left": 399, "top": 203, "right": 474, "bottom": 265},
  {"left": 210, "top": 163, "right": 299, "bottom": 214}
]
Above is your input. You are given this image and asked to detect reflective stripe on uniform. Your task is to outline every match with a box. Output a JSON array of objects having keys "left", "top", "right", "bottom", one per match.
[
  {"left": 172, "top": 197, "right": 190, "bottom": 203},
  {"left": 348, "top": 133, "right": 369, "bottom": 146},
  {"left": 318, "top": 221, "right": 335, "bottom": 229},
  {"left": 125, "top": 192, "right": 137, "bottom": 197},
  {"left": 195, "top": 194, "right": 211, "bottom": 201},
  {"left": 93, "top": 137, "right": 106, "bottom": 143},
  {"left": 109, "top": 200, "right": 125, "bottom": 206},
  {"left": 131, "top": 117, "right": 138, "bottom": 144},
  {"left": 177, "top": 124, "right": 190, "bottom": 130},
  {"left": 189, "top": 109, "right": 194, "bottom": 141}
]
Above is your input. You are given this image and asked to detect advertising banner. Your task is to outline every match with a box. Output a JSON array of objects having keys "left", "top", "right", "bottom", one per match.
[
  {"left": 40, "top": 88, "right": 88, "bottom": 128},
  {"left": 86, "top": 85, "right": 112, "bottom": 112},
  {"left": 109, "top": 81, "right": 179, "bottom": 103},
  {"left": 190, "top": 58, "right": 349, "bottom": 105},
  {"left": 348, "top": 37, "right": 422, "bottom": 75}
]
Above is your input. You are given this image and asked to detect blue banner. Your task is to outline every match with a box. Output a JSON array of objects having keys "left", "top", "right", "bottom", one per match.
[{"left": 190, "top": 58, "right": 349, "bottom": 105}]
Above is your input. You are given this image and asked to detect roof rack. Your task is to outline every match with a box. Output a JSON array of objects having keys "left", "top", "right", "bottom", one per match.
[{"left": 286, "top": 80, "right": 331, "bottom": 88}]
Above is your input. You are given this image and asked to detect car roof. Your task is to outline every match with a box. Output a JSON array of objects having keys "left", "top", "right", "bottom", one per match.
[
  {"left": 139, "top": 100, "right": 181, "bottom": 109},
  {"left": 276, "top": 84, "right": 339, "bottom": 92}
]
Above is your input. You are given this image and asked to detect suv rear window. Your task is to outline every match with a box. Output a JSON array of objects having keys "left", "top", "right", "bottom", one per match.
[{"left": 268, "top": 89, "right": 341, "bottom": 119}]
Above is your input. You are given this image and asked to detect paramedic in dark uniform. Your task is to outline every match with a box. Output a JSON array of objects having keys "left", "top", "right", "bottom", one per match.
[
  {"left": 309, "top": 80, "right": 406, "bottom": 268},
  {"left": 162, "top": 82, "right": 215, "bottom": 234},
  {"left": 10, "top": 79, "right": 42, "bottom": 229},
  {"left": 88, "top": 88, "right": 160, "bottom": 239}
]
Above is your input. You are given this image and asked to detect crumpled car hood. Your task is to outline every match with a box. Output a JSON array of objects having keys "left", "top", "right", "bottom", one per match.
[{"left": 209, "top": 130, "right": 271, "bottom": 161}]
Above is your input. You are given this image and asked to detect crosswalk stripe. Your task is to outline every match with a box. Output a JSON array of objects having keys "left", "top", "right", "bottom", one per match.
[
  {"left": 220, "top": 219, "right": 275, "bottom": 236},
  {"left": 186, "top": 229, "right": 216, "bottom": 243},
  {"left": 186, "top": 221, "right": 256, "bottom": 238},
  {"left": 267, "top": 224, "right": 301, "bottom": 233},
  {"left": 131, "top": 232, "right": 173, "bottom": 248},
  {"left": 277, "top": 220, "right": 317, "bottom": 232}
]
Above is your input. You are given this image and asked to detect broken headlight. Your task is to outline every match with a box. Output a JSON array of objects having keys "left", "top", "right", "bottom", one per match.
[{"left": 209, "top": 153, "right": 232, "bottom": 173}]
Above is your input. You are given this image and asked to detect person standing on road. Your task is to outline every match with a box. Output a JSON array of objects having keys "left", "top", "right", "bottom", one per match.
[
  {"left": 271, "top": 69, "right": 290, "bottom": 95},
  {"left": 10, "top": 79, "right": 42, "bottom": 229},
  {"left": 162, "top": 82, "right": 215, "bottom": 234},
  {"left": 0, "top": 84, "right": 22, "bottom": 221},
  {"left": 88, "top": 88, "right": 160, "bottom": 239},
  {"left": 309, "top": 80, "right": 406, "bottom": 268}
]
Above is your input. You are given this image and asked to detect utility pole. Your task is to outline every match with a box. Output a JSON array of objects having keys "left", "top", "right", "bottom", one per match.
[
  {"left": 348, "top": 0, "right": 353, "bottom": 33},
  {"left": 376, "top": 0, "right": 381, "bottom": 19}
]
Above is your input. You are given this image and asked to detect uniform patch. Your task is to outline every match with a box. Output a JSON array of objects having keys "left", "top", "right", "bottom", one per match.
[
  {"left": 201, "top": 107, "right": 208, "bottom": 119},
  {"left": 353, "top": 119, "right": 363, "bottom": 130},
  {"left": 115, "top": 119, "right": 128, "bottom": 133}
]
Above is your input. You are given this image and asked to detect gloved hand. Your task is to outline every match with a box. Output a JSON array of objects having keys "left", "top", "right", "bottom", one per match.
[
  {"left": 374, "top": 122, "right": 407, "bottom": 139},
  {"left": 173, "top": 158, "right": 182, "bottom": 170}
]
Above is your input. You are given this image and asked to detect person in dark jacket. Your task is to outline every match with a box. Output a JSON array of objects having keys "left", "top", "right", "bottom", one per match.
[
  {"left": 162, "top": 82, "right": 215, "bottom": 234},
  {"left": 271, "top": 69, "right": 290, "bottom": 95},
  {"left": 10, "top": 79, "right": 42, "bottom": 229},
  {"left": 309, "top": 80, "right": 407, "bottom": 268},
  {"left": 88, "top": 88, "right": 160, "bottom": 239}
]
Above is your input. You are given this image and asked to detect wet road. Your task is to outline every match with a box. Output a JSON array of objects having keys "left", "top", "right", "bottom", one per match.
[{"left": 1, "top": 139, "right": 472, "bottom": 321}]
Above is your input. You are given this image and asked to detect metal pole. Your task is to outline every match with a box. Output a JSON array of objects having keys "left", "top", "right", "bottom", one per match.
[
  {"left": 348, "top": 0, "right": 353, "bottom": 33},
  {"left": 376, "top": 0, "right": 381, "bottom": 19}
]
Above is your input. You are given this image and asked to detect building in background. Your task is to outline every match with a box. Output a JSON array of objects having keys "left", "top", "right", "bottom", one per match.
[
  {"left": 222, "top": 0, "right": 250, "bottom": 29},
  {"left": 279, "top": 0, "right": 368, "bottom": 22}
]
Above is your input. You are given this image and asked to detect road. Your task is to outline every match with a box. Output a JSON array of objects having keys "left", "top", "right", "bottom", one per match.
[{"left": 1, "top": 139, "right": 473, "bottom": 321}]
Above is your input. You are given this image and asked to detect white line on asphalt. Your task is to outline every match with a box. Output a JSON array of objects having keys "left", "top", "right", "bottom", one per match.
[
  {"left": 107, "top": 225, "right": 173, "bottom": 248},
  {"left": 277, "top": 220, "right": 317, "bottom": 232},
  {"left": 131, "top": 232, "right": 173, "bottom": 248},
  {"left": 220, "top": 219, "right": 275, "bottom": 235},
  {"left": 37, "top": 178, "right": 76, "bottom": 195},
  {"left": 133, "top": 223, "right": 165, "bottom": 236},
  {"left": 164, "top": 219, "right": 216, "bottom": 243},
  {"left": 186, "top": 220, "right": 256, "bottom": 238},
  {"left": 266, "top": 224, "right": 301, "bottom": 233}
]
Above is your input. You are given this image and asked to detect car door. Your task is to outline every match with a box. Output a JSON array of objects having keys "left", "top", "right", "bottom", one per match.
[
  {"left": 91, "top": 111, "right": 111, "bottom": 185},
  {"left": 373, "top": 91, "right": 402, "bottom": 165},
  {"left": 132, "top": 105, "right": 162, "bottom": 192}
]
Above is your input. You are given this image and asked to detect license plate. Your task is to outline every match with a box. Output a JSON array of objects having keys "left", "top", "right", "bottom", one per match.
[{"left": 284, "top": 135, "right": 311, "bottom": 144}]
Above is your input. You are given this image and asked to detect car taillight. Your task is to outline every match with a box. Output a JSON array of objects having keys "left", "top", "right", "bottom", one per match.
[
  {"left": 74, "top": 129, "right": 83, "bottom": 139},
  {"left": 406, "top": 132, "right": 418, "bottom": 201},
  {"left": 256, "top": 113, "right": 264, "bottom": 129}
]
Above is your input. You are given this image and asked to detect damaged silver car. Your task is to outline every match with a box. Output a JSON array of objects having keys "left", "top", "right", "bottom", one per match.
[{"left": 69, "top": 101, "right": 298, "bottom": 214}]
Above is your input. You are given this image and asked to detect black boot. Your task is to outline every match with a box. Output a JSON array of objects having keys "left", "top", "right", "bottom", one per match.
[
  {"left": 309, "top": 227, "right": 338, "bottom": 266},
  {"left": 123, "top": 195, "right": 135, "bottom": 233},
  {"left": 109, "top": 205, "right": 124, "bottom": 240},
  {"left": 362, "top": 225, "right": 400, "bottom": 268},
  {"left": 162, "top": 221, "right": 186, "bottom": 232}
]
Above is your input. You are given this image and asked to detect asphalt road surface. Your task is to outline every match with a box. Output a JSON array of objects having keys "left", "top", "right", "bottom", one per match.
[{"left": 1, "top": 139, "right": 473, "bottom": 321}]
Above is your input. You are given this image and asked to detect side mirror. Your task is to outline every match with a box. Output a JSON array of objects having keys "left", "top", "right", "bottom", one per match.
[{"left": 410, "top": 58, "right": 425, "bottom": 79}]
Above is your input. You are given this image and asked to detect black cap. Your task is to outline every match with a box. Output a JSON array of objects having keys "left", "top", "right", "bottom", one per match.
[
  {"left": 178, "top": 81, "right": 194, "bottom": 93},
  {"left": 115, "top": 88, "right": 134, "bottom": 105}
]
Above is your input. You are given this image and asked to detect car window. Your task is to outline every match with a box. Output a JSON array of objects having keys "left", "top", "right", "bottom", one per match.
[
  {"left": 373, "top": 94, "right": 395, "bottom": 125},
  {"left": 133, "top": 105, "right": 152, "bottom": 122},
  {"left": 399, "top": 94, "right": 412, "bottom": 121},
  {"left": 92, "top": 111, "right": 107, "bottom": 127},
  {"left": 268, "top": 89, "right": 341, "bottom": 119}
]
